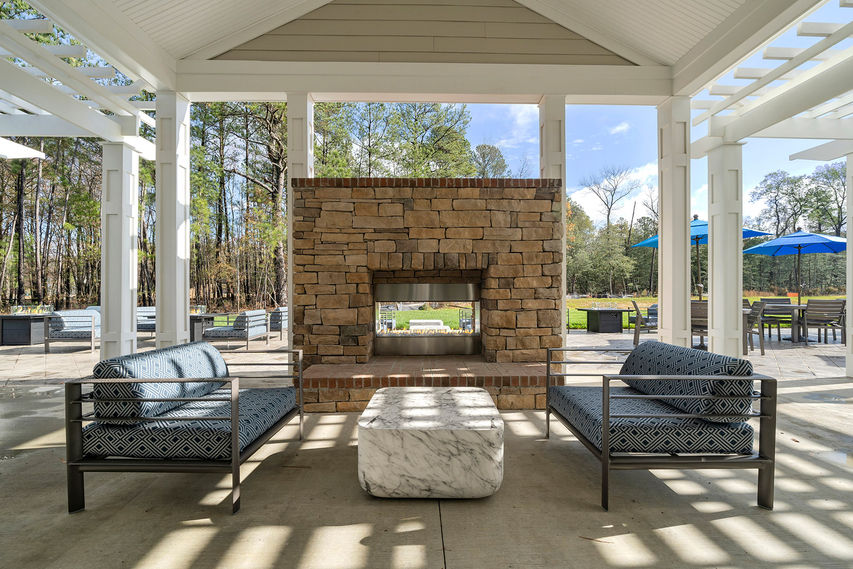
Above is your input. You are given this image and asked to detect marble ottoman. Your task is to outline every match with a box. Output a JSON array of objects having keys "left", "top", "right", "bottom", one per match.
[{"left": 358, "top": 387, "right": 504, "bottom": 499}]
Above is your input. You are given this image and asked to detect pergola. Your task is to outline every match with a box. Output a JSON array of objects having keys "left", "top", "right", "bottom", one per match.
[{"left": 0, "top": 0, "right": 851, "bottom": 370}]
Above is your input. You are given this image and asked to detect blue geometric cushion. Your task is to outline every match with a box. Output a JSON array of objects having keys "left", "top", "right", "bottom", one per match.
[
  {"left": 49, "top": 309, "right": 100, "bottom": 333},
  {"left": 203, "top": 323, "right": 267, "bottom": 339},
  {"left": 82, "top": 387, "right": 296, "bottom": 460},
  {"left": 619, "top": 341, "right": 753, "bottom": 422},
  {"left": 49, "top": 329, "right": 101, "bottom": 339},
  {"left": 232, "top": 309, "right": 266, "bottom": 331},
  {"left": 137, "top": 321, "right": 156, "bottom": 332},
  {"left": 549, "top": 385, "right": 754, "bottom": 454},
  {"left": 92, "top": 342, "right": 228, "bottom": 419}
]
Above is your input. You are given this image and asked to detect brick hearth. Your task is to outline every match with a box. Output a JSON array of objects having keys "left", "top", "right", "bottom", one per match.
[{"left": 301, "top": 356, "right": 547, "bottom": 412}]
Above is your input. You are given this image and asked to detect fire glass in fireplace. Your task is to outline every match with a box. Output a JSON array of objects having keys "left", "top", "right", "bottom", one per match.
[{"left": 374, "top": 283, "right": 481, "bottom": 356}]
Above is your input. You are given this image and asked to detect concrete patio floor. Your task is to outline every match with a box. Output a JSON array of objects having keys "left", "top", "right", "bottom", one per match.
[{"left": 1, "top": 332, "right": 851, "bottom": 568}]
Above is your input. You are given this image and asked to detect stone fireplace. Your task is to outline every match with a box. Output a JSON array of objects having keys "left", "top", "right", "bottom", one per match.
[{"left": 291, "top": 177, "right": 563, "bottom": 367}]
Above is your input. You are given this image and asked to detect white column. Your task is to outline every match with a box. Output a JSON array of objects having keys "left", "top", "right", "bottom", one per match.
[
  {"left": 155, "top": 91, "right": 191, "bottom": 347},
  {"left": 100, "top": 142, "right": 139, "bottom": 359},
  {"left": 707, "top": 142, "right": 744, "bottom": 357},
  {"left": 846, "top": 153, "right": 853, "bottom": 376},
  {"left": 539, "top": 95, "right": 567, "bottom": 347},
  {"left": 657, "top": 97, "right": 692, "bottom": 347},
  {"left": 286, "top": 92, "right": 314, "bottom": 348}
]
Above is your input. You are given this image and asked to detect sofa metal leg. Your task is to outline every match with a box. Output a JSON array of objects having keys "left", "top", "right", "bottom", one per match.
[
  {"left": 67, "top": 466, "right": 85, "bottom": 513},
  {"left": 545, "top": 408, "right": 550, "bottom": 438},
  {"left": 601, "top": 461, "right": 609, "bottom": 511},
  {"left": 757, "top": 464, "right": 774, "bottom": 510}
]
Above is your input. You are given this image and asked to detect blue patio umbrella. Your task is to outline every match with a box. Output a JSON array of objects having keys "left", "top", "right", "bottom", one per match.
[
  {"left": 632, "top": 215, "right": 771, "bottom": 295},
  {"left": 744, "top": 229, "right": 847, "bottom": 304}
]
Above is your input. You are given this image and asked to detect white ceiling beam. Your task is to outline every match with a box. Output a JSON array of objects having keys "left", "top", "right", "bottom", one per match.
[
  {"left": 176, "top": 60, "right": 671, "bottom": 103},
  {"left": 185, "top": 0, "right": 335, "bottom": 60},
  {"left": 0, "top": 89, "right": 49, "bottom": 114},
  {"left": 690, "top": 136, "right": 725, "bottom": 159},
  {"left": 829, "top": 102, "right": 853, "bottom": 119},
  {"left": 2, "top": 19, "right": 53, "bottom": 33},
  {"left": 752, "top": 117, "right": 853, "bottom": 139},
  {"left": 763, "top": 46, "right": 840, "bottom": 60},
  {"left": 0, "top": 99, "right": 26, "bottom": 114},
  {"left": 805, "top": 92, "right": 853, "bottom": 117},
  {"left": 0, "top": 115, "right": 93, "bottom": 137},
  {"left": 0, "top": 44, "right": 86, "bottom": 58},
  {"left": 514, "top": 0, "right": 659, "bottom": 65},
  {"left": 790, "top": 140, "right": 853, "bottom": 161},
  {"left": 673, "top": 0, "right": 821, "bottom": 96},
  {"left": 0, "top": 137, "right": 46, "bottom": 159},
  {"left": 23, "top": 65, "right": 116, "bottom": 79},
  {"left": 27, "top": 0, "right": 176, "bottom": 90},
  {"left": 0, "top": 58, "right": 125, "bottom": 141},
  {"left": 694, "top": 22, "right": 853, "bottom": 125},
  {"left": 734, "top": 67, "right": 798, "bottom": 80},
  {"left": 0, "top": 20, "right": 144, "bottom": 119},
  {"left": 798, "top": 22, "right": 844, "bottom": 37},
  {"left": 723, "top": 54, "right": 853, "bottom": 142}
]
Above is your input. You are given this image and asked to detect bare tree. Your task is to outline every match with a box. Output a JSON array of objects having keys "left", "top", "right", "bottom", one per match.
[
  {"left": 580, "top": 166, "right": 641, "bottom": 228},
  {"left": 642, "top": 187, "right": 659, "bottom": 222}
]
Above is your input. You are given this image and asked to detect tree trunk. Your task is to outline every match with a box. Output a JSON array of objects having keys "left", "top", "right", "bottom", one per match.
[
  {"left": 33, "top": 143, "right": 44, "bottom": 303},
  {"left": 15, "top": 160, "right": 26, "bottom": 304}
]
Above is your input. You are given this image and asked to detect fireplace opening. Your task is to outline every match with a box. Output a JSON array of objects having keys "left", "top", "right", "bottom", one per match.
[{"left": 374, "top": 283, "right": 481, "bottom": 356}]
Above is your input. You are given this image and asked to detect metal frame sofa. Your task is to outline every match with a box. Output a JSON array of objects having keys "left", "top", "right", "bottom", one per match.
[
  {"left": 202, "top": 309, "right": 270, "bottom": 349},
  {"left": 136, "top": 306, "right": 156, "bottom": 335},
  {"left": 546, "top": 341, "right": 776, "bottom": 510},
  {"left": 65, "top": 341, "right": 303, "bottom": 514},
  {"left": 44, "top": 309, "right": 100, "bottom": 353}
]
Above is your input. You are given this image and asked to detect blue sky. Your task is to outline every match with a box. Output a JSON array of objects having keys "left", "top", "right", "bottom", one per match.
[
  {"left": 465, "top": 0, "right": 849, "bottom": 228},
  {"left": 466, "top": 103, "right": 832, "bottom": 228}
]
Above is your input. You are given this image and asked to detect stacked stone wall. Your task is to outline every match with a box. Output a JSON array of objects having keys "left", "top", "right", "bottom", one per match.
[{"left": 291, "top": 177, "right": 563, "bottom": 366}]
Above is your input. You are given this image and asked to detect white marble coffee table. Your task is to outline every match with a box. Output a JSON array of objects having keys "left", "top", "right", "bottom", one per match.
[{"left": 358, "top": 386, "right": 504, "bottom": 499}]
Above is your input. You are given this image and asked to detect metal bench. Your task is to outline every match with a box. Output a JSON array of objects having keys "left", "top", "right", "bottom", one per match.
[
  {"left": 545, "top": 341, "right": 776, "bottom": 510},
  {"left": 64, "top": 342, "right": 303, "bottom": 514}
]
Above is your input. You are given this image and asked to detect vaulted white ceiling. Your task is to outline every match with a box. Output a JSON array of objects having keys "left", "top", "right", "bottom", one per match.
[{"left": 102, "top": 0, "right": 751, "bottom": 65}]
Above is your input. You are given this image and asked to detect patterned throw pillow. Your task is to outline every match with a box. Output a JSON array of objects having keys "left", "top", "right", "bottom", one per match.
[
  {"left": 92, "top": 342, "right": 228, "bottom": 420},
  {"left": 619, "top": 341, "right": 753, "bottom": 422}
]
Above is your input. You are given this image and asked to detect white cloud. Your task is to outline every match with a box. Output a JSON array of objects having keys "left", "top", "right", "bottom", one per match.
[
  {"left": 609, "top": 121, "right": 630, "bottom": 135},
  {"left": 494, "top": 105, "right": 538, "bottom": 150},
  {"left": 572, "top": 138, "right": 584, "bottom": 145}
]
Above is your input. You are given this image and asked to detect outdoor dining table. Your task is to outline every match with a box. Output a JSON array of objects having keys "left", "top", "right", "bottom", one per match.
[{"left": 764, "top": 303, "right": 807, "bottom": 343}]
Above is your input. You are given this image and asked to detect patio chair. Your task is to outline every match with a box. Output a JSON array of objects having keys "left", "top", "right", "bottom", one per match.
[
  {"left": 269, "top": 306, "right": 288, "bottom": 340},
  {"left": 202, "top": 309, "right": 270, "bottom": 349},
  {"left": 745, "top": 301, "right": 766, "bottom": 355},
  {"left": 802, "top": 299, "right": 846, "bottom": 345},
  {"left": 760, "top": 297, "right": 792, "bottom": 340},
  {"left": 690, "top": 300, "right": 708, "bottom": 348},
  {"left": 743, "top": 298, "right": 752, "bottom": 308},
  {"left": 630, "top": 300, "right": 657, "bottom": 346},
  {"left": 136, "top": 306, "right": 156, "bottom": 336}
]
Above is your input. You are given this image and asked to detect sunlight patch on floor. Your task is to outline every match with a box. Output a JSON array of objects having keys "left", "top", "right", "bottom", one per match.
[
  {"left": 593, "top": 533, "right": 657, "bottom": 567},
  {"left": 134, "top": 527, "right": 218, "bottom": 569}
]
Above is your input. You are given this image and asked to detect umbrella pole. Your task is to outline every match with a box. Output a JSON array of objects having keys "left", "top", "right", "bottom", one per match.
[
  {"left": 797, "top": 247, "right": 802, "bottom": 306},
  {"left": 695, "top": 238, "right": 702, "bottom": 301}
]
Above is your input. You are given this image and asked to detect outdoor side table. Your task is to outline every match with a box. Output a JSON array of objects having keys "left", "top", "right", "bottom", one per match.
[
  {"left": 189, "top": 314, "right": 217, "bottom": 342},
  {"left": 578, "top": 308, "right": 632, "bottom": 333},
  {"left": 0, "top": 314, "right": 47, "bottom": 345},
  {"left": 358, "top": 387, "right": 504, "bottom": 499}
]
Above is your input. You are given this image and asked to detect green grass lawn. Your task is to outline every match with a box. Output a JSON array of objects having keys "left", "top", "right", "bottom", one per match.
[{"left": 392, "top": 308, "right": 464, "bottom": 330}]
